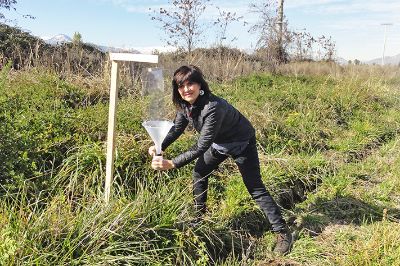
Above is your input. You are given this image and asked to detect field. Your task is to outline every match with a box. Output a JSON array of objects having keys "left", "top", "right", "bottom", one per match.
[{"left": 1, "top": 61, "right": 400, "bottom": 265}]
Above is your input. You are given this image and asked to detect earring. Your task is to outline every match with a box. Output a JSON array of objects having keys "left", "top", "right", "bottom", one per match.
[{"left": 199, "top": 90, "right": 204, "bottom": 96}]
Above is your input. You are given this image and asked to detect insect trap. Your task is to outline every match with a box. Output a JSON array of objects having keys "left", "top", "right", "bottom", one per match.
[{"left": 141, "top": 68, "right": 174, "bottom": 160}]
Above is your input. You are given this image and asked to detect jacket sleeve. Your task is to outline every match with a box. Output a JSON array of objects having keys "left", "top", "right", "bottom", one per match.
[
  {"left": 161, "top": 110, "right": 188, "bottom": 151},
  {"left": 172, "top": 103, "right": 225, "bottom": 168}
]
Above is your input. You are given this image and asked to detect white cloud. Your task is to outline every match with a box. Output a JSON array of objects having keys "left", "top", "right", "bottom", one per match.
[
  {"left": 285, "top": 0, "right": 399, "bottom": 34},
  {"left": 327, "top": 19, "right": 386, "bottom": 31},
  {"left": 125, "top": 5, "right": 167, "bottom": 14},
  {"left": 90, "top": 0, "right": 166, "bottom": 13},
  {"left": 99, "top": 0, "right": 252, "bottom": 18},
  {"left": 286, "top": 0, "right": 342, "bottom": 9},
  {"left": 286, "top": 0, "right": 400, "bottom": 16}
]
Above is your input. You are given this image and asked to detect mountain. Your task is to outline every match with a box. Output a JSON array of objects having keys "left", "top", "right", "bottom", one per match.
[
  {"left": 93, "top": 45, "right": 177, "bottom": 54},
  {"left": 92, "top": 44, "right": 140, "bottom": 54},
  {"left": 364, "top": 53, "right": 400, "bottom": 66},
  {"left": 335, "top": 57, "right": 349, "bottom": 65},
  {"left": 44, "top": 34, "right": 72, "bottom": 45},
  {"left": 41, "top": 34, "right": 174, "bottom": 54}
]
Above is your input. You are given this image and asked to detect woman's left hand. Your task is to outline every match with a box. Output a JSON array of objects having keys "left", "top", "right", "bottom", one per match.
[{"left": 151, "top": 157, "right": 175, "bottom": 170}]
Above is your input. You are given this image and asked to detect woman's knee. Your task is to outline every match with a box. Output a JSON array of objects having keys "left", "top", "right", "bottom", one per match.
[
  {"left": 193, "top": 159, "right": 217, "bottom": 178},
  {"left": 242, "top": 173, "right": 265, "bottom": 191}
]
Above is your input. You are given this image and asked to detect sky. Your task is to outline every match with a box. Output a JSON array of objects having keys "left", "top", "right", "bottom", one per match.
[{"left": 3, "top": 0, "right": 400, "bottom": 61}]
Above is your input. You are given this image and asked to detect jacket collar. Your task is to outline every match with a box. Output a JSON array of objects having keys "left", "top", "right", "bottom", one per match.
[{"left": 183, "top": 93, "right": 209, "bottom": 118}]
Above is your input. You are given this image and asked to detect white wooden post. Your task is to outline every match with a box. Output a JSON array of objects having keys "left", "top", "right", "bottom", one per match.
[
  {"left": 104, "top": 60, "right": 119, "bottom": 203},
  {"left": 105, "top": 53, "right": 159, "bottom": 204}
]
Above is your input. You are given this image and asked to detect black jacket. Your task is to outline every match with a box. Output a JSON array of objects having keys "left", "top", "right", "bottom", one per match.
[{"left": 162, "top": 93, "right": 255, "bottom": 168}]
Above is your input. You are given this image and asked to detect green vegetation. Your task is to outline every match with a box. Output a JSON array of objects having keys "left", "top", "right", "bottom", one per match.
[{"left": 1, "top": 60, "right": 400, "bottom": 265}]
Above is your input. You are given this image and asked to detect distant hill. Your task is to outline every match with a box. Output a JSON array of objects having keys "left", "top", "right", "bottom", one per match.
[
  {"left": 0, "top": 23, "right": 106, "bottom": 73},
  {"left": 335, "top": 57, "right": 349, "bottom": 65},
  {"left": 93, "top": 44, "right": 140, "bottom": 54},
  {"left": 42, "top": 34, "right": 143, "bottom": 54},
  {"left": 364, "top": 54, "right": 400, "bottom": 66}
]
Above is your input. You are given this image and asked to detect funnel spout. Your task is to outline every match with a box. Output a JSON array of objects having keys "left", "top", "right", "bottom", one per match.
[{"left": 142, "top": 120, "right": 174, "bottom": 156}]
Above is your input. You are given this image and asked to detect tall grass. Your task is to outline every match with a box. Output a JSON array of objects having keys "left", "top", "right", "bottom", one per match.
[
  {"left": 1, "top": 62, "right": 400, "bottom": 264},
  {"left": 1, "top": 144, "right": 249, "bottom": 265}
]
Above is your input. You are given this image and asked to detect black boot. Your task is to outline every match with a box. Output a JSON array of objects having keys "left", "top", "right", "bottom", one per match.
[
  {"left": 188, "top": 216, "right": 203, "bottom": 227},
  {"left": 189, "top": 205, "right": 206, "bottom": 227},
  {"left": 273, "top": 227, "right": 293, "bottom": 255}
]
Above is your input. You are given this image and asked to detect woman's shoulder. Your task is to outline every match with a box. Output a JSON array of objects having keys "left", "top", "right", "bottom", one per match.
[
  {"left": 202, "top": 94, "right": 231, "bottom": 115},
  {"left": 208, "top": 94, "right": 231, "bottom": 108},
  {"left": 208, "top": 93, "right": 226, "bottom": 105}
]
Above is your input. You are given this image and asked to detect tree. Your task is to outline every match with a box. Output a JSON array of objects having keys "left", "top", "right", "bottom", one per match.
[
  {"left": 249, "top": 1, "right": 290, "bottom": 63},
  {"left": 249, "top": 1, "right": 336, "bottom": 63},
  {"left": 0, "top": 0, "right": 16, "bottom": 20},
  {"left": 72, "top": 31, "right": 82, "bottom": 46},
  {"left": 150, "top": 0, "right": 209, "bottom": 54},
  {"left": 317, "top": 35, "right": 336, "bottom": 61},
  {"left": 0, "top": 0, "right": 34, "bottom": 21},
  {"left": 213, "top": 6, "right": 245, "bottom": 46}
]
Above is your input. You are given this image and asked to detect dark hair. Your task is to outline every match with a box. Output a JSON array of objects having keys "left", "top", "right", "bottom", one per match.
[{"left": 172, "top": 65, "right": 211, "bottom": 109}]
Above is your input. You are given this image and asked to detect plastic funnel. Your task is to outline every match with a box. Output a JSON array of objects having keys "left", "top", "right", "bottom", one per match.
[{"left": 142, "top": 120, "right": 174, "bottom": 156}]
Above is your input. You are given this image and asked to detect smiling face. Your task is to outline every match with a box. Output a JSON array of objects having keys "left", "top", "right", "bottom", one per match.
[
  {"left": 178, "top": 80, "right": 201, "bottom": 104},
  {"left": 172, "top": 65, "right": 210, "bottom": 109}
]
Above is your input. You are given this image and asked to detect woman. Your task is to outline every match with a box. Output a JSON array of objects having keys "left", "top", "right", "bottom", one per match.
[{"left": 148, "top": 65, "right": 292, "bottom": 255}]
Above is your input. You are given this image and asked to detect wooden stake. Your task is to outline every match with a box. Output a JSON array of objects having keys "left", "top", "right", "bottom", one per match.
[
  {"left": 104, "top": 53, "right": 158, "bottom": 204},
  {"left": 105, "top": 60, "right": 119, "bottom": 203}
]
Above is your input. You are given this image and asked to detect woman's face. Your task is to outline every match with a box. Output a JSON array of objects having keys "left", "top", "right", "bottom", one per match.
[{"left": 178, "top": 80, "right": 201, "bottom": 104}]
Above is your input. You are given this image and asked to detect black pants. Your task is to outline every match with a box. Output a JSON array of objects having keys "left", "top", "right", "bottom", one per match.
[{"left": 192, "top": 136, "right": 287, "bottom": 232}]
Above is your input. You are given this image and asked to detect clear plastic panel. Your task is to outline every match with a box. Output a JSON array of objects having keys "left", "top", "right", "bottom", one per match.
[{"left": 141, "top": 68, "right": 174, "bottom": 156}]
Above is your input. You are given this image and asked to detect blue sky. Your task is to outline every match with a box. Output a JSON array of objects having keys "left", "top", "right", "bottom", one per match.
[{"left": 3, "top": 0, "right": 400, "bottom": 61}]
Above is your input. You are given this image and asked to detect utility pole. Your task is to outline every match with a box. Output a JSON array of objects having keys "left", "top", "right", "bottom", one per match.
[
  {"left": 277, "top": 0, "right": 284, "bottom": 45},
  {"left": 277, "top": 0, "right": 284, "bottom": 61},
  {"left": 381, "top": 23, "right": 393, "bottom": 66}
]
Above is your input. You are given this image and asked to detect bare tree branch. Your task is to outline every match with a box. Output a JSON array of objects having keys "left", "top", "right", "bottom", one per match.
[
  {"left": 0, "top": 0, "right": 34, "bottom": 21},
  {"left": 150, "top": 0, "right": 209, "bottom": 54}
]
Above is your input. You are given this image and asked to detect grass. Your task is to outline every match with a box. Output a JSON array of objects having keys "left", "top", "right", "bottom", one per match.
[{"left": 1, "top": 63, "right": 400, "bottom": 265}]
